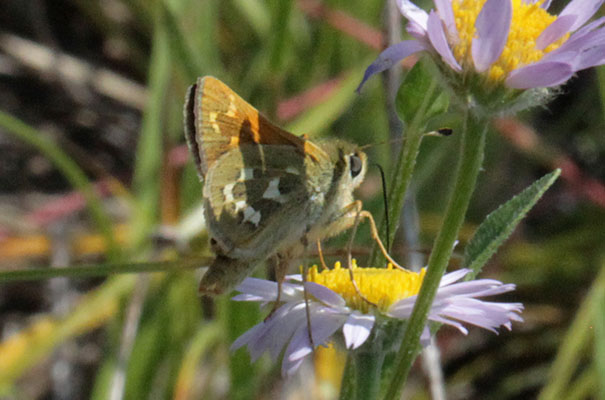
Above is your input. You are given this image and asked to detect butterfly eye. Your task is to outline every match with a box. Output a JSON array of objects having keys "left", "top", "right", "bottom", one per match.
[{"left": 349, "top": 154, "right": 363, "bottom": 178}]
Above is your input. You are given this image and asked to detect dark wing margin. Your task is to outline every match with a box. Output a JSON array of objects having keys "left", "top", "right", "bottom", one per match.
[{"left": 183, "top": 83, "right": 204, "bottom": 180}]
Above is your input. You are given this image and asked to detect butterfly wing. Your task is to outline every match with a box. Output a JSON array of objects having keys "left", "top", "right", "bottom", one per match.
[
  {"left": 184, "top": 76, "right": 326, "bottom": 178},
  {"left": 203, "top": 143, "right": 332, "bottom": 261}
]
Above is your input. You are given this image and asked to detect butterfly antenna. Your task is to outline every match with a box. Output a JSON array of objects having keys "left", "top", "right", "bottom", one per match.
[
  {"left": 372, "top": 163, "right": 390, "bottom": 251},
  {"left": 360, "top": 127, "right": 453, "bottom": 150}
]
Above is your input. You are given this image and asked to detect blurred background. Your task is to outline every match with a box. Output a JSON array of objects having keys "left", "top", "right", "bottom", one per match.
[{"left": 0, "top": 0, "right": 604, "bottom": 399}]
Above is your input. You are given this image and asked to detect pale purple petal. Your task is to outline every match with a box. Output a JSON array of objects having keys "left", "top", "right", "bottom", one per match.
[
  {"left": 428, "top": 298, "right": 524, "bottom": 333},
  {"left": 506, "top": 61, "right": 574, "bottom": 88},
  {"left": 435, "top": 0, "right": 458, "bottom": 38},
  {"left": 282, "top": 309, "right": 346, "bottom": 376},
  {"left": 394, "top": 280, "right": 516, "bottom": 316},
  {"left": 541, "top": 0, "right": 553, "bottom": 9},
  {"left": 552, "top": 16, "right": 605, "bottom": 55},
  {"left": 574, "top": 44, "right": 605, "bottom": 69},
  {"left": 357, "top": 40, "right": 426, "bottom": 92},
  {"left": 573, "top": 16, "right": 605, "bottom": 38},
  {"left": 233, "top": 277, "right": 279, "bottom": 301},
  {"left": 407, "top": 20, "right": 429, "bottom": 41},
  {"left": 439, "top": 269, "right": 470, "bottom": 286},
  {"left": 287, "top": 307, "right": 346, "bottom": 362},
  {"left": 282, "top": 357, "right": 305, "bottom": 377},
  {"left": 397, "top": 0, "right": 429, "bottom": 30},
  {"left": 230, "top": 293, "right": 268, "bottom": 302},
  {"left": 427, "top": 10, "right": 462, "bottom": 71},
  {"left": 387, "top": 297, "right": 414, "bottom": 318},
  {"left": 428, "top": 314, "right": 470, "bottom": 334},
  {"left": 247, "top": 302, "right": 307, "bottom": 361},
  {"left": 390, "top": 272, "right": 523, "bottom": 339},
  {"left": 536, "top": 14, "right": 577, "bottom": 50},
  {"left": 231, "top": 321, "right": 266, "bottom": 352},
  {"left": 435, "top": 280, "right": 516, "bottom": 298},
  {"left": 241, "top": 301, "right": 326, "bottom": 362},
  {"left": 305, "top": 281, "right": 346, "bottom": 308},
  {"left": 343, "top": 312, "right": 375, "bottom": 349},
  {"left": 420, "top": 326, "right": 432, "bottom": 346},
  {"left": 559, "top": 0, "right": 605, "bottom": 32},
  {"left": 264, "top": 304, "right": 311, "bottom": 360},
  {"left": 523, "top": 0, "right": 552, "bottom": 6},
  {"left": 233, "top": 277, "right": 302, "bottom": 302},
  {"left": 472, "top": 0, "right": 512, "bottom": 72},
  {"left": 542, "top": 50, "right": 581, "bottom": 64}
]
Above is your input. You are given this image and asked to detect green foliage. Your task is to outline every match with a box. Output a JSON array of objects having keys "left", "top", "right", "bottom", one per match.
[
  {"left": 463, "top": 169, "right": 561, "bottom": 278},
  {"left": 395, "top": 59, "right": 449, "bottom": 127}
]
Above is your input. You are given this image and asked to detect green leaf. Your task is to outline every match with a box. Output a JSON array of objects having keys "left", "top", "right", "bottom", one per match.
[
  {"left": 462, "top": 169, "right": 561, "bottom": 277},
  {"left": 395, "top": 59, "right": 449, "bottom": 126},
  {"left": 232, "top": 0, "right": 270, "bottom": 37},
  {"left": 131, "top": 12, "right": 171, "bottom": 251},
  {"left": 593, "top": 264, "right": 605, "bottom": 400},
  {"left": 268, "top": 0, "right": 293, "bottom": 72}
]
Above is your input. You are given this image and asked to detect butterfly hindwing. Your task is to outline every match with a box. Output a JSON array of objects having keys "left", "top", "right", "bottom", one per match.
[{"left": 203, "top": 144, "right": 330, "bottom": 259}]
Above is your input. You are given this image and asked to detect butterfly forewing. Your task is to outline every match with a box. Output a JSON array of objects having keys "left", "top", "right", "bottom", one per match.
[{"left": 185, "top": 76, "right": 327, "bottom": 178}]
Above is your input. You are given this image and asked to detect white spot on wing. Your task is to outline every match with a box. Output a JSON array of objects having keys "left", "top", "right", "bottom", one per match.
[
  {"left": 242, "top": 206, "right": 261, "bottom": 227},
  {"left": 234, "top": 200, "right": 247, "bottom": 212},
  {"left": 209, "top": 112, "right": 220, "bottom": 133},
  {"left": 310, "top": 192, "right": 324, "bottom": 203},
  {"left": 263, "top": 178, "right": 283, "bottom": 201},
  {"left": 223, "top": 183, "right": 235, "bottom": 203},
  {"left": 226, "top": 94, "right": 237, "bottom": 117},
  {"left": 285, "top": 166, "right": 299, "bottom": 175},
  {"left": 238, "top": 168, "right": 255, "bottom": 181}
]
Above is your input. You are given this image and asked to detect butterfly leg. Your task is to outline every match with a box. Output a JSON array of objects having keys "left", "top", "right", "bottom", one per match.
[
  {"left": 316, "top": 239, "right": 328, "bottom": 270},
  {"left": 265, "top": 255, "right": 288, "bottom": 321},
  {"left": 342, "top": 201, "right": 378, "bottom": 307},
  {"left": 358, "top": 210, "right": 404, "bottom": 270},
  {"left": 300, "top": 236, "right": 316, "bottom": 349}
]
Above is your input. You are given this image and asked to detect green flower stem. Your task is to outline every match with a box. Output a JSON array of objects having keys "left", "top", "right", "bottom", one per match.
[
  {"left": 339, "top": 356, "right": 356, "bottom": 400},
  {"left": 0, "top": 259, "right": 206, "bottom": 282},
  {"left": 340, "top": 339, "right": 386, "bottom": 400},
  {"left": 383, "top": 109, "right": 487, "bottom": 400},
  {"left": 0, "top": 110, "right": 119, "bottom": 260},
  {"left": 340, "top": 321, "right": 405, "bottom": 400}
]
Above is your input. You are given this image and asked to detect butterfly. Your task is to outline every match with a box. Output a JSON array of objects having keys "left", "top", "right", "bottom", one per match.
[{"left": 184, "top": 76, "right": 372, "bottom": 296}]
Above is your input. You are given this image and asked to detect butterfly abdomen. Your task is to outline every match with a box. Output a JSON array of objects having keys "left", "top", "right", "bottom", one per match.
[{"left": 199, "top": 255, "right": 261, "bottom": 295}]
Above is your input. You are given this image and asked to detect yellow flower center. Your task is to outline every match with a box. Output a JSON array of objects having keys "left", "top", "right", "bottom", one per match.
[
  {"left": 307, "top": 260, "right": 426, "bottom": 313},
  {"left": 451, "top": 0, "right": 569, "bottom": 82}
]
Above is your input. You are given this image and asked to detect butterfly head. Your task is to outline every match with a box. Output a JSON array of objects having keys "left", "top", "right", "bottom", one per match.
[{"left": 319, "top": 139, "right": 367, "bottom": 194}]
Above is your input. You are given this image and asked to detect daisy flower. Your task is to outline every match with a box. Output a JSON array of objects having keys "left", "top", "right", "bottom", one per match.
[
  {"left": 231, "top": 261, "right": 523, "bottom": 376},
  {"left": 357, "top": 0, "right": 605, "bottom": 93}
]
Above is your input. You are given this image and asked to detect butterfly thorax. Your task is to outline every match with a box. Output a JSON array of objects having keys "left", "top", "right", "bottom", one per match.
[{"left": 306, "top": 139, "right": 367, "bottom": 241}]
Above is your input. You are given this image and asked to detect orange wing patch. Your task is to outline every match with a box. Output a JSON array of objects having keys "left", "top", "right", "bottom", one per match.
[{"left": 185, "top": 76, "right": 324, "bottom": 177}]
